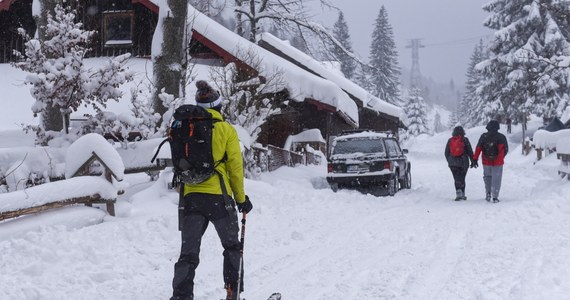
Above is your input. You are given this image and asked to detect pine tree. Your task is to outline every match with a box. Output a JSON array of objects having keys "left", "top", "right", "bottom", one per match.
[
  {"left": 404, "top": 88, "right": 429, "bottom": 136},
  {"left": 368, "top": 6, "right": 401, "bottom": 105},
  {"left": 460, "top": 39, "right": 487, "bottom": 127},
  {"left": 332, "top": 12, "right": 356, "bottom": 79},
  {"left": 478, "top": 0, "right": 570, "bottom": 122}
]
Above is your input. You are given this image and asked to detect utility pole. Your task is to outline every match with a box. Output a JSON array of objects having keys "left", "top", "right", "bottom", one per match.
[{"left": 406, "top": 38, "right": 425, "bottom": 89}]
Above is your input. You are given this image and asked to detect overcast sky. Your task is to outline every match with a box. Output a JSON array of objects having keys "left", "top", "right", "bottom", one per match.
[{"left": 311, "top": 0, "right": 493, "bottom": 85}]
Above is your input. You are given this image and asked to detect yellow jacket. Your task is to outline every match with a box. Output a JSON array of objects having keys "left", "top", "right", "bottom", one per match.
[{"left": 183, "top": 109, "right": 246, "bottom": 204}]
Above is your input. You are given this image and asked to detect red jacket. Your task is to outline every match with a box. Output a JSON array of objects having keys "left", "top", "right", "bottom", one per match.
[{"left": 473, "top": 131, "right": 508, "bottom": 166}]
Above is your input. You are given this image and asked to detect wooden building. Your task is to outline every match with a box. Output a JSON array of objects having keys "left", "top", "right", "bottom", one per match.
[{"left": 187, "top": 6, "right": 360, "bottom": 150}]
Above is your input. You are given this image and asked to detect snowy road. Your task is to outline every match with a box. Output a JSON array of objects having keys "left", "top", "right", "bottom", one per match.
[{"left": 1, "top": 125, "right": 570, "bottom": 300}]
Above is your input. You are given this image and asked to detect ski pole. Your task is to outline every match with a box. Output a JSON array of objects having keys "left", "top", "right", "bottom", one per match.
[{"left": 236, "top": 212, "right": 246, "bottom": 300}]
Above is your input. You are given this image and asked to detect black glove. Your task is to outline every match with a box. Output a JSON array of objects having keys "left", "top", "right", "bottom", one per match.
[
  {"left": 470, "top": 161, "right": 479, "bottom": 168},
  {"left": 237, "top": 196, "right": 253, "bottom": 214}
]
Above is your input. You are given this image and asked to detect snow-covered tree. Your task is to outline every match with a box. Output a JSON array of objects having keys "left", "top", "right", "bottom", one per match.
[
  {"left": 477, "top": 0, "right": 570, "bottom": 122},
  {"left": 332, "top": 12, "right": 356, "bottom": 79},
  {"left": 448, "top": 107, "right": 459, "bottom": 129},
  {"left": 12, "top": 5, "right": 133, "bottom": 145},
  {"left": 232, "top": 0, "right": 364, "bottom": 67},
  {"left": 404, "top": 87, "right": 429, "bottom": 136},
  {"left": 368, "top": 6, "right": 401, "bottom": 105},
  {"left": 208, "top": 48, "right": 285, "bottom": 141},
  {"left": 460, "top": 39, "right": 488, "bottom": 127}
]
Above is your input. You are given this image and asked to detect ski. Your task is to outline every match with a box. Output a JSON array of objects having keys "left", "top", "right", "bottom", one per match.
[{"left": 220, "top": 292, "right": 281, "bottom": 300}]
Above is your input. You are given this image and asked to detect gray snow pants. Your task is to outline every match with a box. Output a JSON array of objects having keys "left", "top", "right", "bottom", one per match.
[{"left": 483, "top": 165, "right": 503, "bottom": 198}]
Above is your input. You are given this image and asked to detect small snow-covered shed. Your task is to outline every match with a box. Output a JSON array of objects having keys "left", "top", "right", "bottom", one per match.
[
  {"left": 65, "top": 133, "right": 125, "bottom": 182},
  {"left": 284, "top": 129, "right": 326, "bottom": 153}
]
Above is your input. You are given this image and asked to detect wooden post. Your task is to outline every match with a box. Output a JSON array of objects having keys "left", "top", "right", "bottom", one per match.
[{"left": 106, "top": 202, "right": 116, "bottom": 217}]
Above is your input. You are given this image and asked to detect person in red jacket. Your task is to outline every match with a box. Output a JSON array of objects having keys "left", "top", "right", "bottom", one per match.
[{"left": 473, "top": 120, "right": 509, "bottom": 202}]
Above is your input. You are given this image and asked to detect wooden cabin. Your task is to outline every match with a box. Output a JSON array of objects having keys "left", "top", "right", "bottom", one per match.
[
  {"left": 258, "top": 32, "right": 404, "bottom": 137},
  {"left": 187, "top": 7, "right": 359, "bottom": 150}
]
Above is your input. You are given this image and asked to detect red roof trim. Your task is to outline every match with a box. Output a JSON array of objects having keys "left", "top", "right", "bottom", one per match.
[
  {"left": 191, "top": 30, "right": 258, "bottom": 76},
  {"left": 131, "top": 0, "right": 159, "bottom": 14},
  {"left": 0, "top": 0, "right": 16, "bottom": 11}
]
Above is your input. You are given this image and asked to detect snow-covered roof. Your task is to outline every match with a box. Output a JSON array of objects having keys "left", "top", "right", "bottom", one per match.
[
  {"left": 259, "top": 32, "right": 402, "bottom": 119},
  {"left": 65, "top": 133, "right": 125, "bottom": 180},
  {"left": 283, "top": 129, "right": 325, "bottom": 150},
  {"left": 334, "top": 131, "right": 392, "bottom": 141},
  {"left": 185, "top": 5, "right": 359, "bottom": 127}
]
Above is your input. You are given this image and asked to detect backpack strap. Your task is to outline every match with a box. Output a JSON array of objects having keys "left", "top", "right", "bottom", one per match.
[
  {"left": 150, "top": 138, "right": 170, "bottom": 163},
  {"left": 214, "top": 153, "right": 234, "bottom": 211}
]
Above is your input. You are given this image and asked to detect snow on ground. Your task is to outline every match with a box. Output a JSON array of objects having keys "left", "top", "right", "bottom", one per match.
[{"left": 1, "top": 118, "right": 570, "bottom": 300}]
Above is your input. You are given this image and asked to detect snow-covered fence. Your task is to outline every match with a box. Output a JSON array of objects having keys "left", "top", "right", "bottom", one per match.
[
  {"left": 0, "top": 176, "right": 118, "bottom": 221},
  {"left": 267, "top": 145, "right": 303, "bottom": 171},
  {"left": 532, "top": 129, "right": 570, "bottom": 160},
  {"left": 557, "top": 137, "right": 570, "bottom": 180},
  {"left": 116, "top": 138, "right": 168, "bottom": 180}
]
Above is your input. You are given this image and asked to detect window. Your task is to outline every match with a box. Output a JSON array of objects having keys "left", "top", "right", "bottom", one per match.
[
  {"left": 385, "top": 139, "right": 401, "bottom": 157},
  {"left": 332, "top": 138, "right": 386, "bottom": 155},
  {"left": 102, "top": 11, "right": 134, "bottom": 47}
]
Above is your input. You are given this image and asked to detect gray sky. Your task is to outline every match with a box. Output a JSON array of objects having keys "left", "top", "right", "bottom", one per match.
[{"left": 311, "top": 0, "right": 493, "bottom": 85}]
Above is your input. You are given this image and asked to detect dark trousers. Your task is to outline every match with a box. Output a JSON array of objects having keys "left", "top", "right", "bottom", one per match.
[
  {"left": 171, "top": 193, "right": 241, "bottom": 300},
  {"left": 449, "top": 166, "right": 468, "bottom": 192}
]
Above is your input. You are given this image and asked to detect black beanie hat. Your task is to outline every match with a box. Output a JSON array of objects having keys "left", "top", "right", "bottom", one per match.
[
  {"left": 195, "top": 80, "right": 221, "bottom": 108},
  {"left": 452, "top": 126, "right": 465, "bottom": 137},
  {"left": 486, "top": 120, "right": 500, "bottom": 131}
]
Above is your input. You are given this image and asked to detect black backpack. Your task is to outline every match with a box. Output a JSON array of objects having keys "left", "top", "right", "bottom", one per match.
[
  {"left": 152, "top": 105, "right": 224, "bottom": 185},
  {"left": 482, "top": 133, "right": 499, "bottom": 160}
]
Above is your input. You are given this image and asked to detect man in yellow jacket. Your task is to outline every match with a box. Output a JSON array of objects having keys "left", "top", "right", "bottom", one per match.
[{"left": 171, "top": 81, "right": 253, "bottom": 300}]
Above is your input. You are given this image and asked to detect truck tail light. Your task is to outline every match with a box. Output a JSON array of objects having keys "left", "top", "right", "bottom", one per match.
[
  {"left": 383, "top": 161, "right": 391, "bottom": 170},
  {"left": 327, "top": 163, "right": 333, "bottom": 173}
]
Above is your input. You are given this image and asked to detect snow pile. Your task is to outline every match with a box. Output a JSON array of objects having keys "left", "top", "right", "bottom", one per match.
[
  {"left": 0, "top": 146, "right": 66, "bottom": 191},
  {"left": 532, "top": 129, "right": 570, "bottom": 150},
  {"left": 65, "top": 133, "right": 124, "bottom": 180}
]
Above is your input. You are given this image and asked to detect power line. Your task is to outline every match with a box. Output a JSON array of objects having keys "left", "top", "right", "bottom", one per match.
[{"left": 422, "top": 34, "right": 493, "bottom": 47}]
